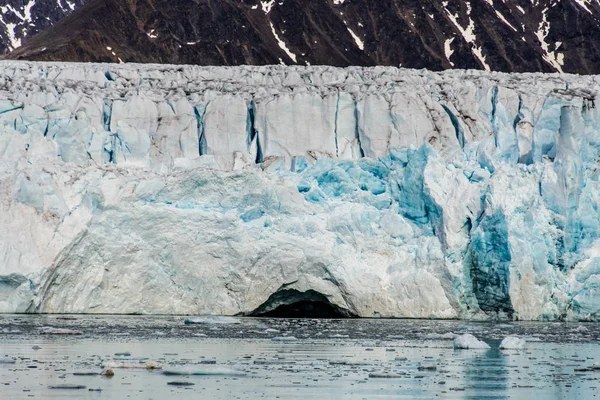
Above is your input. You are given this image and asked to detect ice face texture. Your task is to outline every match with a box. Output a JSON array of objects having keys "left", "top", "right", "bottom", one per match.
[{"left": 1, "top": 62, "right": 600, "bottom": 320}]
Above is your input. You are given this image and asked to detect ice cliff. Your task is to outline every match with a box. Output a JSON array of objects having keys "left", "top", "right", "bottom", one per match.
[{"left": 2, "top": 61, "right": 600, "bottom": 321}]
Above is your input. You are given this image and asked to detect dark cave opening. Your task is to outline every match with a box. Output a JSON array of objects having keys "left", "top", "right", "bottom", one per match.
[{"left": 249, "top": 289, "right": 356, "bottom": 319}]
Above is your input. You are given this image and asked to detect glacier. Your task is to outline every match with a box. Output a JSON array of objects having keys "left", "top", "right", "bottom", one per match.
[{"left": 1, "top": 61, "right": 600, "bottom": 320}]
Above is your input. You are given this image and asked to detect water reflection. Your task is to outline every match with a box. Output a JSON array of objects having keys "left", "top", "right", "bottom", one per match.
[
  {"left": 1, "top": 315, "right": 600, "bottom": 399},
  {"left": 462, "top": 340, "right": 509, "bottom": 399}
]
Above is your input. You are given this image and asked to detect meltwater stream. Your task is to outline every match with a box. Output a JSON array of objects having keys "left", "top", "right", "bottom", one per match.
[{"left": 1, "top": 315, "right": 600, "bottom": 399}]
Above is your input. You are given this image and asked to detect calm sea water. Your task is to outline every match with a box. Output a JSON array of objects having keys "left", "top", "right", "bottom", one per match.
[{"left": 1, "top": 315, "right": 600, "bottom": 399}]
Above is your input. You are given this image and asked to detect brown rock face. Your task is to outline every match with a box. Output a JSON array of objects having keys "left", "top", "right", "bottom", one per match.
[{"left": 5, "top": 0, "right": 600, "bottom": 74}]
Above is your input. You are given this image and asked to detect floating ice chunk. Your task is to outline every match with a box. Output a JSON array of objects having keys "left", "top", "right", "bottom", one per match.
[
  {"left": 184, "top": 316, "right": 241, "bottom": 325},
  {"left": 499, "top": 336, "right": 526, "bottom": 350},
  {"left": 271, "top": 336, "right": 298, "bottom": 342},
  {"left": 40, "top": 327, "right": 83, "bottom": 335},
  {"left": 104, "top": 361, "right": 161, "bottom": 369},
  {"left": 254, "top": 359, "right": 296, "bottom": 365},
  {"left": 48, "top": 384, "right": 87, "bottom": 389},
  {"left": 329, "top": 360, "right": 370, "bottom": 366},
  {"left": 163, "top": 366, "right": 246, "bottom": 376},
  {"left": 453, "top": 334, "right": 490, "bottom": 349},
  {"left": 167, "top": 381, "right": 195, "bottom": 386},
  {"left": 0, "top": 357, "right": 16, "bottom": 364},
  {"left": 369, "top": 372, "right": 405, "bottom": 378},
  {"left": 523, "top": 336, "right": 542, "bottom": 342},
  {"left": 424, "top": 332, "right": 457, "bottom": 340},
  {"left": 494, "top": 324, "right": 515, "bottom": 329}
]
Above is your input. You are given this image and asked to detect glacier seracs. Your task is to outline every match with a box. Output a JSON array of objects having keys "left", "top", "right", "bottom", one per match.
[{"left": 1, "top": 62, "right": 600, "bottom": 320}]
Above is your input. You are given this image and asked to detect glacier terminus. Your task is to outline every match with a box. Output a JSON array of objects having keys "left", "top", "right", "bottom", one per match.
[{"left": 1, "top": 61, "right": 600, "bottom": 321}]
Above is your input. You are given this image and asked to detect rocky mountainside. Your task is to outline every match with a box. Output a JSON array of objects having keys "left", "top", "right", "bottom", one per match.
[
  {"left": 4, "top": 0, "right": 600, "bottom": 74},
  {"left": 0, "top": 0, "right": 85, "bottom": 55}
]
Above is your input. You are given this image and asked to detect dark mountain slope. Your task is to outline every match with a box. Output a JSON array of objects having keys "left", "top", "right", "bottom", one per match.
[{"left": 5, "top": 0, "right": 600, "bottom": 74}]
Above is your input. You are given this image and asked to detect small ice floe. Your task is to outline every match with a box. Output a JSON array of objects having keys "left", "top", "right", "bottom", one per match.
[
  {"left": 523, "top": 336, "right": 542, "bottom": 342},
  {"left": 368, "top": 372, "right": 405, "bottom": 378},
  {"left": 184, "top": 316, "right": 241, "bottom": 325},
  {"left": 575, "top": 363, "right": 600, "bottom": 372},
  {"left": 0, "top": 357, "right": 16, "bottom": 364},
  {"left": 254, "top": 359, "right": 295, "bottom": 365},
  {"left": 453, "top": 334, "right": 490, "bottom": 349},
  {"left": 572, "top": 325, "right": 588, "bottom": 333},
  {"left": 271, "top": 336, "right": 297, "bottom": 342},
  {"left": 329, "top": 360, "right": 370, "bottom": 366},
  {"left": 499, "top": 336, "right": 526, "bottom": 350},
  {"left": 424, "top": 332, "right": 457, "bottom": 340},
  {"left": 162, "top": 366, "right": 246, "bottom": 376},
  {"left": 167, "top": 381, "right": 195, "bottom": 386},
  {"left": 48, "top": 384, "right": 87, "bottom": 389},
  {"left": 40, "top": 327, "right": 83, "bottom": 335},
  {"left": 104, "top": 361, "right": 161, "bottom": 369}
]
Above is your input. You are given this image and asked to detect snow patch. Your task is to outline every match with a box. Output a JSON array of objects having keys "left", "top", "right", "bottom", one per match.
[
  {"left": 261, "top": 0, "right": 275, "bottom": 14},
  {"left": 270, "top": 22, "right": 297, "bottom": 63},
  {"left": 445, "top": 2, "right": 490, "bottom": 71},
  {"left": 346, "top": 26, "right": 364, "bottom": 50},
  {"left": 534, "top": 8, "right": 564, "bottom": 72},
  {"left": 4, "top": 23, "right": 21, "bottom": 50},
  {"left": 574, "top": 0, "right": 593, "bottom": 14},
  {"left": 444, "top": 37, "right": 455, "bottom": 66},
  {"left": 494, "top": 10, "right": 517, "bottom": 32}
]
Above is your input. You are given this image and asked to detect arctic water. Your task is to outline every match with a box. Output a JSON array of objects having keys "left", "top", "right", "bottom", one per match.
[{"left": 1, "top": 315, "right": 600, "bottom": 399}]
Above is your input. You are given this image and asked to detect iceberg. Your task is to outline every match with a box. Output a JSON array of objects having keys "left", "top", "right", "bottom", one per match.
[
  {"left": 1, "top": 62, "right": 600, "bottom": 321},
  {"left": 453, "top": 334, "right": 490, "bottom": 349},
  {"left": 499, "top": 336, "right": 526, "bottom": 349}
]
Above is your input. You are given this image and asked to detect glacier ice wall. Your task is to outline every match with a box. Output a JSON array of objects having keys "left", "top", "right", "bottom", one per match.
[{"left": 2, "top": 62, "right": 600, "bottom": 320}]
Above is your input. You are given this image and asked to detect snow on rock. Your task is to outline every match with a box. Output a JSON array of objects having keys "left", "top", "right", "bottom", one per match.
[
  {"left": 453, "top": 334, "right": 490, "bottom": 349},
  {"left": 499, "top": 336, "right": 526, "bottom": 349},
  {"left": 1, "top": 61, "right": 600, "bottom": 320}
]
